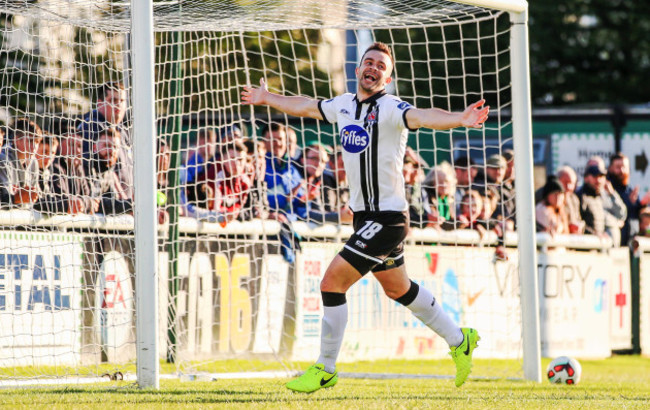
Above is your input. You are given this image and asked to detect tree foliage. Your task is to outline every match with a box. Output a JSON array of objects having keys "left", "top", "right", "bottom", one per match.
[{"left": 529, "top": 0, "right": 650, "bottom": 106}]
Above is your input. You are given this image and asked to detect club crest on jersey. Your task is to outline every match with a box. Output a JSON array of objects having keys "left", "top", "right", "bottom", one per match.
[
  {"left": 366, "top": 107, "right": 378, "bottom": 125},
  {"left": 340, "top": 124, "right": 370, "bottom": 154}
]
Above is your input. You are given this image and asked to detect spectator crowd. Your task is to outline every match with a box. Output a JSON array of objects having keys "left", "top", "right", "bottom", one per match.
[{"left": 1, "top": 81, "right": 649, "bottom": 262}]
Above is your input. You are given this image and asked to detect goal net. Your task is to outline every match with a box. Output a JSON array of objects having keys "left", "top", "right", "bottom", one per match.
[{"left": 0, "top": 0, "right": 536, "bottom": 386}]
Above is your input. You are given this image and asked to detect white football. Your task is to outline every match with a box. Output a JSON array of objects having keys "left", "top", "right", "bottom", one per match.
[{"left": 546, "top": 356, "right": 582, "bottom": 385}]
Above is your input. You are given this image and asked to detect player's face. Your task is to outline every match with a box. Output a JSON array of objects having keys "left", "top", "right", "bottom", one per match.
[{"left": 356, "top": 50, "right": 393, "bottom": 94}]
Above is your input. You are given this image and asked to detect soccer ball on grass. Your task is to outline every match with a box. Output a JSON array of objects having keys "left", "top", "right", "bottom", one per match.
[{"left": 546, "top": 356, "right": 581, "bottom": 385}]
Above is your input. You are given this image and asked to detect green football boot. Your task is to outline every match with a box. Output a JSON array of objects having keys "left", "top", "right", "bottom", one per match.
[
  {"left": 450, "top": 327, "right": 480, "bottom": 387},
  {"left": 286, "top": 363, "right": 338, "bottom": 393}
]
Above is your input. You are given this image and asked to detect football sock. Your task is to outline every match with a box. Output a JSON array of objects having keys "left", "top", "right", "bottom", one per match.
[
  {"left": 397, "top": 280, "right": 464, "bottom": 347},
  {"left": 317, "top": 291, "right": 348, "bottom": 374}
]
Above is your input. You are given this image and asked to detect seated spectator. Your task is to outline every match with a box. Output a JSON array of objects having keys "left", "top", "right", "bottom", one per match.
[
  {"left": 404, "top": 148, "right": 429, "bottom": 228},
  {"left": 178, "top": 128, "right": 224, "bottom": 224},
  {"left": 502, "top": 149, "right": 515, "bottom": 187},
  {"left": 556, "top": 166, "right": 584, "bottom": 234},
  {"left": 32, "top": 132, "right": 71, "bottom": 214},
  {"left": 322, "top": 146, "right": 350, "bottom": 213},
  {"left": 0, "top": 118, "right": 43, "bottom": 208},
  {"left": 587, "top": 155, "right": 626, "bottom": 244},
  {"left": 483, "top": 154, "right": 516, "bottom": 230},
  {"left": 608, "top": 152, "right": 650, "bottom": 245},
  {"left": 576, "top": 163, "right": 608, "bottom": 237},
  {"left": 456, "top": 190, "right": 487, "bottom": 237},
  {"left": 56, "top": 132, "right": 98, "bottom": 214},
  {"left": 155, "top": 138, "right": 171, "bottom": 225},
  {"left": 422, "top": 162, "right": 456, "bottom": 230},
  {"left": 536, "top": 177, "right": 569, "bottom": 235},
  {"left": 239, "top": 138, "right": 268, "bottom": 221},
  {"left": 220, "top": 125, "right": 243, "bottom": 145},
  {"left": 300, "top": 142, "right": 352, "bottom": 224},
  {"left": 85, "top": 127, "right": 133, "bottom": 215},
  {"left": 453, "top": 155, "right": 478, "bottom": 214},
  {"left": 185, "top": 127, "right": 218, "bottom": 185},
  {"left": 203, "top": 140, "right": 251, "bottom": 222},
  {"left": 639, "top": 207, "right": 650, "bottom": 238}
]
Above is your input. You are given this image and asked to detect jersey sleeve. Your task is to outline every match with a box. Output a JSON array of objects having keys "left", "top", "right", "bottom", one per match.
[
  {"left": 389, "top": 98, "right": 416, "bottom": 131},
  {"left": 318, "top": 96, "right": 342, "bottom": 124}
]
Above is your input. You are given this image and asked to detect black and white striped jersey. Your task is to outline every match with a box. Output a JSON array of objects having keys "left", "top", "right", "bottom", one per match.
[{"left": 318, "top": 90, "right": 414, "bottom": 213}]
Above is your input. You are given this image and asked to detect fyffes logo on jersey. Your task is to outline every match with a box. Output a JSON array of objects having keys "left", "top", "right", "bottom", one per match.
[{"left": 340, "top": 125, "right": 370, "bottom": 154}]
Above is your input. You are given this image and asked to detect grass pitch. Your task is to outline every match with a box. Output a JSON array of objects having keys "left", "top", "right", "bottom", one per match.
[{"left": 1, "top": 356, "right": 649, "bottom": 408}]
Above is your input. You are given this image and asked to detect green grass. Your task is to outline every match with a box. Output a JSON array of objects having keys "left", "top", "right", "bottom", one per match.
[{"left": 1, "top": 356, "right": 649, "bottom": 408}]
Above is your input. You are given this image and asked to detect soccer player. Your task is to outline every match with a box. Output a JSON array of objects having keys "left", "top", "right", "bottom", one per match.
[{"left": 242, "top": 42, "right": 488, "bottom": 392}]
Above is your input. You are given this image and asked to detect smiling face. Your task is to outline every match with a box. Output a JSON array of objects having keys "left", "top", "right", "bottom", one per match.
[{"left": 355, "top": 49, "right": 393, "bottom": 97}]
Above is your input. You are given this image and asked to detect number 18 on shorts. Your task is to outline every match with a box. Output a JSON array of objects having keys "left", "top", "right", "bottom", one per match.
[{"left": 340, "top": 211, "right": 409, "bottom": 275}]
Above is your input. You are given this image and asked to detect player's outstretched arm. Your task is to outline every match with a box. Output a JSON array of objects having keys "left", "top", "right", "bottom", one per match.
[
  {"left": 241, "top": 78, "right": 323, "bottom": 120},
  {"left": 405, "top": 99, "right": 489, "bottom": 130}
]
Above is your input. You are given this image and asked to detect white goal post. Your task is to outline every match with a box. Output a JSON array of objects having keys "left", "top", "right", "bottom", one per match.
[
  {"left": 0, "top": 0, "right": 540, "bottom": 388},
  {"left": 128, "top": 0, "right": 539, "bottom": 388}
]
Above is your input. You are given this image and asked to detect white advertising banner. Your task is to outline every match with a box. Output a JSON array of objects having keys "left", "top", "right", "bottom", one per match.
[
  {"left": 293, "top": 243, "right": 522, "bottom": 362},
  {"left": 0, "top": 232, "right": 84, "bottom": 367},
  {"left": 609, "top": 248, "right": 632, "bottom": 350},
  {"left": 537, "top": 252, "right": 611, "bottom": 358},
  {"left": 253, "top": 255, "right": 289, "bottom": 354},
  {"left": 640, "top": 253, "right": 650, "bottom": 356}
]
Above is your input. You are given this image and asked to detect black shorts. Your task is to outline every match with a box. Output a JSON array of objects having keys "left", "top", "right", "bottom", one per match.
[{"left": 339, "top": 211, "right": 408, "bottom": 275}]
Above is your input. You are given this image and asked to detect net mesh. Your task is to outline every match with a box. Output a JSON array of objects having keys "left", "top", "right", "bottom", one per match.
[{"left": 0, "top": 0, "right": 522, "bottom": 385}]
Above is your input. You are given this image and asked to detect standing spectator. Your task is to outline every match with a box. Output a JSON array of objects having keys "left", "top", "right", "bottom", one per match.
[
  {"left": 536, "top": 177, "right": 569, "bottom": 235},
  {"left": 577, "top": 163, "right": 608, "bottom": 237},
  {"left": 262, "top": 122, "right": 305, "bottom": 262},
  {"left": 0, "top": 118, "right": 42, "bottom": 208},
  {"left": 263, "top": 122, "right": 307, "bottom": 220},
  {"left": 608, "top": 152, "right": 650, "bottom": 245},
  {"left": 322, "top": 146, "right": 350, "bottom": 213},
  {"left": 556, "top": 166, "right": 584, "bottom": 234},
  {"left": 85, "top": 127, "right": 132, "bottom": 215},
  {"left": 78, "top": 81, "right": 133, "bottom": 198}
]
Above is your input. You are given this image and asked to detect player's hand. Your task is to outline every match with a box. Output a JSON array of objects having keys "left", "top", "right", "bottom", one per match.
[
  {"left": 241, "top": 78, "right": 269, "bottom": 106},
  {"left": 460, "top": 99, "right": 489, "bottom": 128}
]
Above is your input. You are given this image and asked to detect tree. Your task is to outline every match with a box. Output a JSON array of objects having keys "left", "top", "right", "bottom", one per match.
[{"left": 529, "top": 0, "right": 650, "bottom": 106}]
